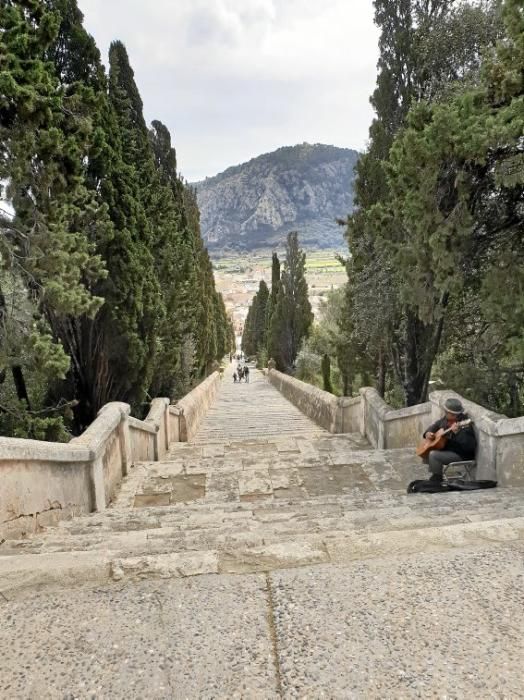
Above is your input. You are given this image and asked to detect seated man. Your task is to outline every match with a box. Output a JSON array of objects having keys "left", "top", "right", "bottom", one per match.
[{"left": 422, "top": 397, "right": 476, "bottom": 483}]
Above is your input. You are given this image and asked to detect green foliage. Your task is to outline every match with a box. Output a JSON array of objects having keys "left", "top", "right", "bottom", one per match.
[
  {"left": 0, "top": 0, "right": 231, "bottom": 437},
  {"left": 269, "top": 232, "right": 313, "bottom": 371},
  {"left": 256, "top": 346, "right": 268, "bottom": 370},
  {"left": 242, "top": 280, "right": 269, "bottom": 358},
  {"left": 321, "top": 354, "right": 333, "bottom": 394},
  {"left": 344, "top": 0, "right": 516, "bottom": 408}
]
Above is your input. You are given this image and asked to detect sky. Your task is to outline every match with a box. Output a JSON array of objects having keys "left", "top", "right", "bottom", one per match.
[{"left": 79, "top": 1, "right": 380, "bottom": 182}]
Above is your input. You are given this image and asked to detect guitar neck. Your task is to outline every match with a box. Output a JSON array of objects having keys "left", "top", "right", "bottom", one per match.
[{"left": 441, "top": 420, "right": 469, "bottom": 437}]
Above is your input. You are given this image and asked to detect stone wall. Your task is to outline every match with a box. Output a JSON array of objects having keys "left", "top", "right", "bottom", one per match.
[
  {"left": 0, "top": 374, "right": 221, "bottom": 540},
  {"left": 267, "top": 370, "right": 359, "bottom": 433},
  {"left": 0, "top": 443, "right": 93, "bottom": 541},
  {"left": 359, "top": 388, "right": 432, "bottom": 450},
  {"left": 176, "top": 372, "right": 221, "bottom": 442},
  {"left": 128, "top": 418, "right": 156, "bottom": 463}
]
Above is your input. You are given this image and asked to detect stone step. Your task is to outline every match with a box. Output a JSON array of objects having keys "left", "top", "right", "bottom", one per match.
[
  {"left": 3, "top": 487, "right": 524, "bottom": 559},
  {"left": 2, "top": 515, "right": 523, "bottom": 598},
  {"left": 3, "top": 478, "right": 522, "bottom": 554},
  {"left": 192, "top": 366, "right": 326, "bottom": 442}
]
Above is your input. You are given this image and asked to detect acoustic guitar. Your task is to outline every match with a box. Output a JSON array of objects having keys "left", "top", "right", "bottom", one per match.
[{"left": 416, "top": 419, "right": 472, "bottom": 458}]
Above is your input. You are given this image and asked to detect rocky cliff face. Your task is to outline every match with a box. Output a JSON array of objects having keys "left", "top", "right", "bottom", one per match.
[{"left": 193, "top": 143, "right": 358, "bottom": 251}]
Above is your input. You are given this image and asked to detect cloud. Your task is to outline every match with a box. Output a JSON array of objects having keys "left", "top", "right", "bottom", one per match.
[{"left": 79, "top": 0, "right": 379, "bottom": 180}]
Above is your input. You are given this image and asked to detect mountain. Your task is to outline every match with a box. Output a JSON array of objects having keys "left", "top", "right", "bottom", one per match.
[{"left": 192, "top": 143, "right": 359, "bottom": 252}]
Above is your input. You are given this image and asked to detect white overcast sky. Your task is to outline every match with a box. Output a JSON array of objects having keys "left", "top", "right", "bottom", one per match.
[{"left": 79, "top": 1, "right": 379, "bottom": 182}]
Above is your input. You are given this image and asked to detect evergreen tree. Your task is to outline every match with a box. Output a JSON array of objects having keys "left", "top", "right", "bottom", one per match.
[
  {"left": 345, "top": 0, "right": 504, "bottom": 405},
  {"left": 266, "top": 252, "right": 280, "bottom": 358},
  {"left": 382, "top": 0, "right": 523, "bottom": 411},
  {"left": 254, "top": 280, "right": 269, "bottom": 354},
  {"left": 269, "top": 232, "right": 313, "bottom": 371},
  {"left": 44, "top": 13, "right": 162, "bottom": 427},
  {"left": 242, "top": 300, "right": 256, "bottom": 357},
  {"left": 321, "top": 354, "right": 333, "bottom": 394},
  {"left": 0, "top": 0, "right": 107, "bottom": 437},
  {"left": 1, "top": 1, "right": 232, "bottom": 436},
  {"left": 242, "top": 280, "right": 270, "bottom": 358}
]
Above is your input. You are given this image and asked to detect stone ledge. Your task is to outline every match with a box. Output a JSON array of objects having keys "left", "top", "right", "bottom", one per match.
[
  {"left": 128, "top": 416, "right": 158, "bottom": 434},
  {"left": 175, "top": 371, "right": 221, "bottom": 441},
  {"left": 0, "top": 438, "right": 92, "bottom": 463},
  {"left": 71, "top": 402, "right": 130, "bottom": 458},
  {"left": 267, "top": 369, "right": 355, "bottom": 433}
]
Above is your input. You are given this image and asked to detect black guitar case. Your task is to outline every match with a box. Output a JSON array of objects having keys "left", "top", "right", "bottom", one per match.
[{"left": 407, "top": 478, "right": 497, "bottom": 494}]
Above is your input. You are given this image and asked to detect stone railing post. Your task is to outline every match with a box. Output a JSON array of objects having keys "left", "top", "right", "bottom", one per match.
[
  {"left": 164, "top": 402, "right": 171, "bottom": 452},
  {"left": 178, "top": 406, "right": 188, "bottom": 442},
  {"left": 169, "top": 405, "right": 182, "bottom": 443},
  {"left": 91, "top": 455, "right": 106, "bottom": 512},
  {"left": 359, "top": 388, "right": 367, "bottom": 437},
  {"left": 118, "top": 406, "right": 132, "bottom": 477}
]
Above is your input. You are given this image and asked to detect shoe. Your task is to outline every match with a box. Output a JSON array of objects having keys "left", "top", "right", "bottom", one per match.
[{"left": 429, "top": 473, "right": 442, "bottom": 483}]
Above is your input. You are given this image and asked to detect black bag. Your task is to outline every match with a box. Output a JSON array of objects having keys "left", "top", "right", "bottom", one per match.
[{"left": 407, "top": 478, "right": 497, "bottom": 494}]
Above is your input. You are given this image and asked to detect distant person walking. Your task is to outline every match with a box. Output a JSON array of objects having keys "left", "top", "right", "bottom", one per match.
[
  {"left": 244, "top": 365, "right": 250, "bottom": 383},
  {"left": 233, "top": 371, "right": 238, "bottom": 383}
]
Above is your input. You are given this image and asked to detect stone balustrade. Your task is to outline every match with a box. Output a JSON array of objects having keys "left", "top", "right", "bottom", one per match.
[
  {"left": 359, "top": 388, "right": 432, "bottom": 450},
  {"left": 175, "top": 372, "right": 221, "bottom": 442},
  {"left": 0, "top": 372, "right": 220, "bottom": 540},
  {"left": 267, "top": 369, "right": 361, "bottom": 433},
  {"left": 267, "top": 369, "right": 524, "bottom": 486}
]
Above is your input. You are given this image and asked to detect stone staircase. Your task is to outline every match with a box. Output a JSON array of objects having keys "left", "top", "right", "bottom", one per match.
[
  {"left": 193, "top": 363, "right": 326, "bottom": 442},
  {"left": 2, "top": 427, "right": 524, "bottom": 589},
  {"left": 1, "top": 367, "right": 524, "bottom": 698}
]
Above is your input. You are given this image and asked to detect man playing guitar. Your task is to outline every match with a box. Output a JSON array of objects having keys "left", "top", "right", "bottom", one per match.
[{"left": 421, "top": 398, "right": 477, "bottom": 483}]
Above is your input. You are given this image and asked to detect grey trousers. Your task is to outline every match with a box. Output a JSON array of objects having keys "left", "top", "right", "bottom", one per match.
[{"left": 426, "top": 450, "right": 463, "bottom": 476}]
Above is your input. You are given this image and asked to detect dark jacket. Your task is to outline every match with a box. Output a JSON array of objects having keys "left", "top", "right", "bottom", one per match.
[{"left": 423, "top": 413, "right": 476, "bottom": 459}]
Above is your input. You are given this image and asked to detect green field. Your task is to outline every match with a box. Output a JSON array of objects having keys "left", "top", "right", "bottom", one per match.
[{"left": 212, "top": 250, "right": 345, "bottom": 274}]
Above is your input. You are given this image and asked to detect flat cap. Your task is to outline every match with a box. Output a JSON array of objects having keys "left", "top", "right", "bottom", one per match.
[{"left": 444, "top": 397, "right": 464, "bottom": 414}]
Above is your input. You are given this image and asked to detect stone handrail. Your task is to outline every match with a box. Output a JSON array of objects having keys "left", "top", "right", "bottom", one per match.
[
  {"left": 175, "top": 371, "right": 221, "bottom": 441},
  {"left": 359, "top": 388, "right": 432, "bottom": 450},
  {"left": 267, "top": 369, "right": 361, "bottom": 433},
  {"left": 0, "top": 373, "right": 221, "bottom": 540}
]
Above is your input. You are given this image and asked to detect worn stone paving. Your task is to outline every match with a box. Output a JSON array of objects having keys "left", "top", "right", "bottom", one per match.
[
  {"left": 1, "top": 367, "right": 524, "bottom": 698},
  {"left": 194, "top": 362, "right": 326, "bottom": 442}
]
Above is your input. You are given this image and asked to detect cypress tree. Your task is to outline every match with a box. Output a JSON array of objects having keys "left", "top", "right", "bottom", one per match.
[
  {"left": 321, "top": 354, "right": 333, "bottom": 394},
  {"left": 0, "top": 0, "right": 108, "bottom": 437},
  {"left": 1, "top": 0, "right": 234, "bottom": 435},
  {"left": 242, "top": 301, "right": 257, "bottom": 357},
  {"left": 243, "top": 280, "right": 269, "bottom": 358},
  {"left": 43, "top": 12, "right": 162, "bottom": 426},
  {"left": 254, "top": 280, "right": 269, "bottom": 354},
  {"left": 269, "top": 232, "right": 313, "bottom": 371},
  {"left": 265, "top": 252, "right": 280, "bottom": 354}
]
